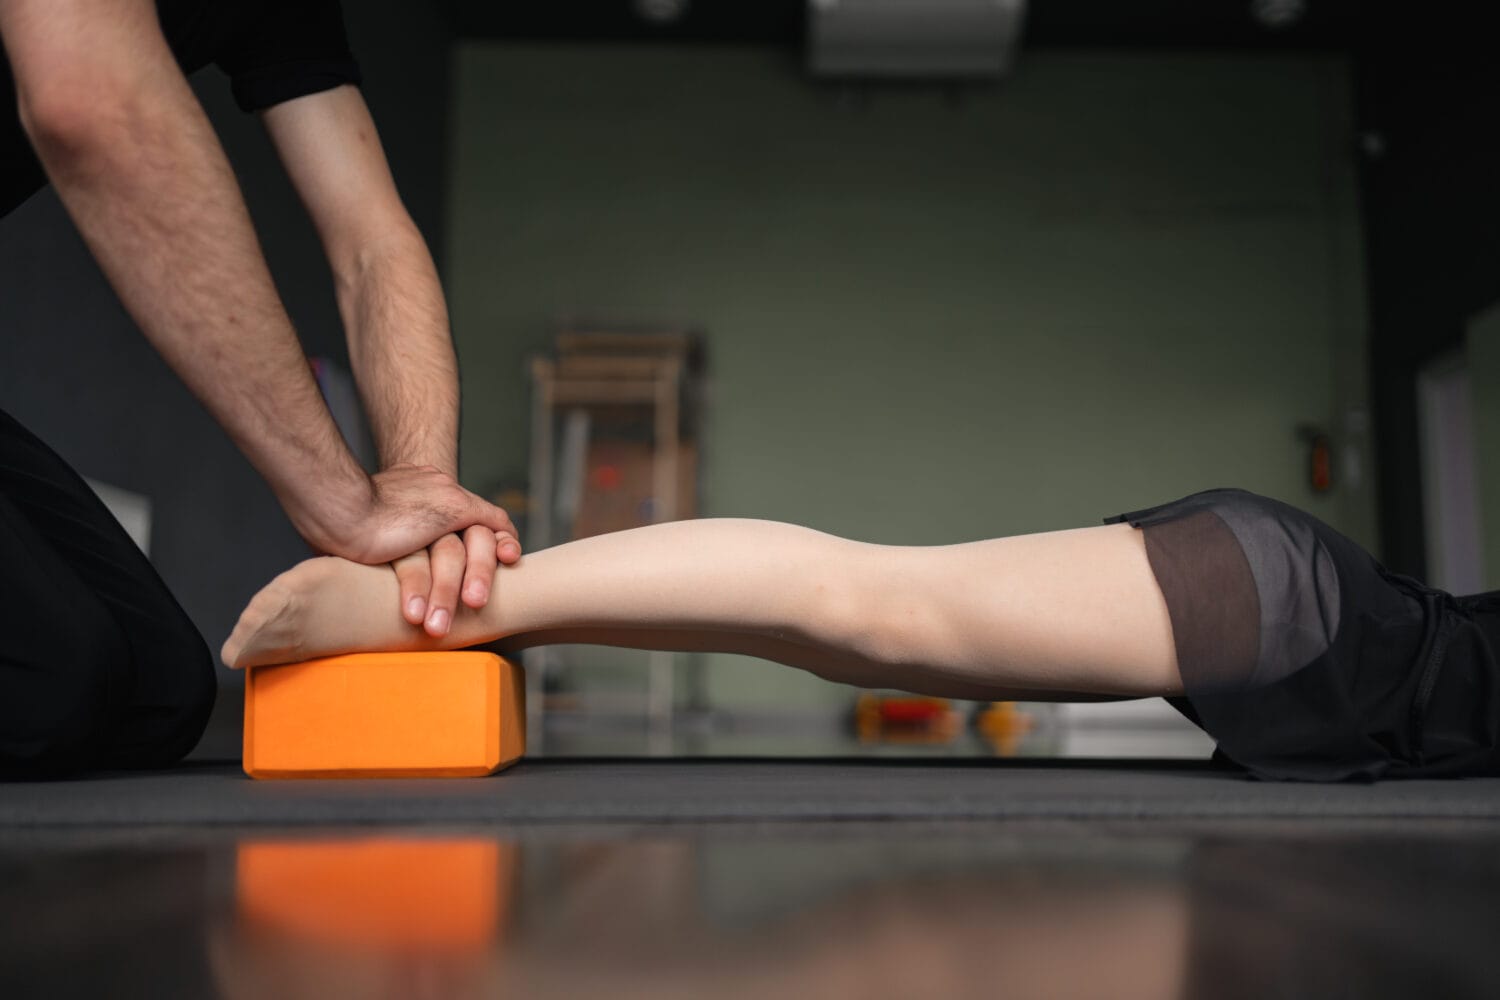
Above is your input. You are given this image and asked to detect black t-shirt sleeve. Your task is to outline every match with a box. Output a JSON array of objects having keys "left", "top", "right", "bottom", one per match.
[{"left": 213, "top": 0, "right": 362, "bottom": 113}]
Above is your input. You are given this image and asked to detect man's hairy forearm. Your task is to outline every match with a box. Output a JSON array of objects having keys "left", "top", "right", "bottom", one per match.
[
  {"left": 20, "top": 47, "right": 369, "bottom": 546},
  {"left": 335, "top": 228, "right": 461, "bottom": 477}
]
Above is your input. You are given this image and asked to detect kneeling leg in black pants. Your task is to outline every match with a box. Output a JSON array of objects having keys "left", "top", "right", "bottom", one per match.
[{"left": 0, "top": 409, "right": 215, "bottom": 778}]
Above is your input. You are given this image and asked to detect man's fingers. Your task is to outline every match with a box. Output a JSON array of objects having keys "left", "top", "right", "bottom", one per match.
[
  {"left": 446, "top": 488, "right": 521, "bottom": 564},
  {"left": 391, "top": 550, "right": 432, "bottom": 626},
  {"left": 424, "top": 532, "right": 467, "bottom": 637},
  {"left": 461, "top": 525, "right": 498, "bottom": 608},
  {"left": 454, "top": 492, "right": 518, "bottom": 546},
  {"left": 496, "top": 529, "right": 522, "bottom": 565}
]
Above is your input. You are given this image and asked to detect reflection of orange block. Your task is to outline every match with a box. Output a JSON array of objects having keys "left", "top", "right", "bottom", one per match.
[
  {"left": 243, "top": 652, "right": 525, "bottom": 778},
  {"left": 237, "top": 838, "right": 516, "bottom": 952}
]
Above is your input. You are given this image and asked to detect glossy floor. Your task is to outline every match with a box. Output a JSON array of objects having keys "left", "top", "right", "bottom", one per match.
[{"left": 4, "top": 821, "right": 1498, "bottom": 999}]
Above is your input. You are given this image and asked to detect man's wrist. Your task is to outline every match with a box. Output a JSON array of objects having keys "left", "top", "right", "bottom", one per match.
[
  {"left": 379, "top": 449, "right": 458, "bottom": 480},
  {"left": 284, "top": 460, "right": 374, "bottom": 556}
]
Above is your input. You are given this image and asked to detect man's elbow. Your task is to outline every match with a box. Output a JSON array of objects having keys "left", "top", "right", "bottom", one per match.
[
  {"left": 334, "top": 220, "right": 431, "bottom": 290},
  {"left": 18, "top": 79, "right": 142, "bottom": 165}
]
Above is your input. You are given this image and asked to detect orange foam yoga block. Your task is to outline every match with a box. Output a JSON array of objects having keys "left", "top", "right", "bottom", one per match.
[{"left": 243, "top": 651, "right": 525, "bottom": 778}]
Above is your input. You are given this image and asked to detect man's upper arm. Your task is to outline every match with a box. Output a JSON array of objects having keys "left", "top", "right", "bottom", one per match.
[{"left": 262, "top": 85, "right": 416, "bottom": 278}]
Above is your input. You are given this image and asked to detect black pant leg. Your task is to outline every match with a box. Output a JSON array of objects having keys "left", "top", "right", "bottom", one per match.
[
  {"left": 0, "top": 409, "right": 215, "bottom": 776},
  {"left": 0, "top": 491, "right": 129, "bottom": 776}
]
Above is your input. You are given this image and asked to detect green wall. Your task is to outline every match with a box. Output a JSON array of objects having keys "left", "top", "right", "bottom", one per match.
[{"left": 447, "top": 46, "right": 1373, "bottom": 709}]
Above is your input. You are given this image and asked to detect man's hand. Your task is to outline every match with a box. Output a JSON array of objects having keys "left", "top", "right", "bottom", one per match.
[
  {"left": 345, "top": 463, "right": 521, "bottom": 562},
  {"left": 392, "top": 526, "right": 522, "bottom": 637},
  {"left": 317, "top": 464, "right": 522, "bottom": 636}
]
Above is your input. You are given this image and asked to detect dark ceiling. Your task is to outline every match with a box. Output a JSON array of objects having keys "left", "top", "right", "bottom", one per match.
[{"left": 449, "top": 0, "right": 1358, "bottom": 50}]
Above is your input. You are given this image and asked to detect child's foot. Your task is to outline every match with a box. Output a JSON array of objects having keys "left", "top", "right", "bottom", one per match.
[{"left": 221, "top": 556, "right": 426, "bottom": 669}]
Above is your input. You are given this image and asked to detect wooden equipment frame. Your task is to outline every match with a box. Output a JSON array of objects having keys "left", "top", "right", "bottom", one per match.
[{"left": 526, "top": 332, "right": 702, "bottom": 735}]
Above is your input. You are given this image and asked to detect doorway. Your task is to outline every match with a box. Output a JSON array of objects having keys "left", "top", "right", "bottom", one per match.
[{"left": 1416, "top": 349, "right": 1484, "bottom": 594}]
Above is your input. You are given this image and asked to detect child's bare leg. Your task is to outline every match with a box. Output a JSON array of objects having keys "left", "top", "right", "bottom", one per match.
[
  {"left": 495, "top": 626, "right": 1133, "bottom": 702},
  {"left": 223, "top": 520, "right": 1181, "bottom": 699}
]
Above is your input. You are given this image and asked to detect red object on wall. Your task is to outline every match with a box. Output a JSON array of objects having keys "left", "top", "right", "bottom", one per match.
[
  {"left": 1297, "top": 424, "right": 1333, "bottom": 494},
  {"left": 590, "top": 464, "right": 624, "bottom": 491},
  {"left": 1310, "top": 435, "right": 1332, "bottom": 492}
]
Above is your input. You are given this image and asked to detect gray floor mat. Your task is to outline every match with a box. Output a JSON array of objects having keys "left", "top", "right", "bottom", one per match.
[{"left": 3, "top": 758, "right": 1500, "bottom": 827}]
